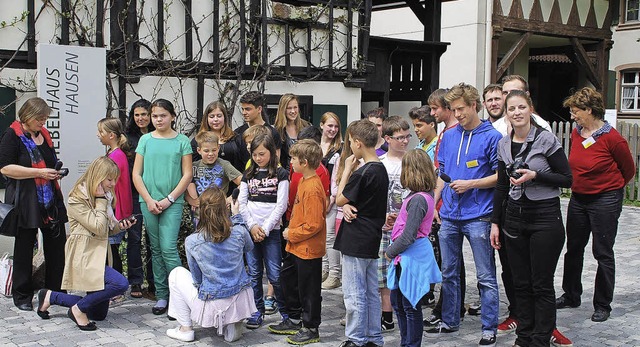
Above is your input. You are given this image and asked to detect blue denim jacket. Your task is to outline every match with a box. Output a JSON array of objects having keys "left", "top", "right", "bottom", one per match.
[{"left": 185, "top": 214, "right": 253, "bottom": 300}]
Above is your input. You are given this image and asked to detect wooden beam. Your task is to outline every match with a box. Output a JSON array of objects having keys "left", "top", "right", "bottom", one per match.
[
  {"left": 96, "top": 0, "right": 104, "bottom": 46},
  {"left": 424, "top": 0, "right": 441, "bottom": 42},
  {"left": 61, "top": 0, "right": 70, "bottom": 45},
  {"left": 490, "top": 26, "right": 502, "bottom": 83},
  {"left": 596, "top": 39, "right": 611, "bottom": 95},
  {"left": 493, "top": 15, "right": 612, "bottom": 40},
  {"left": 529, "top": 43, "right": 599, "bottom": 56},
  {"left": 405, "top": 0, "right": 426, "bottom": 26},
  {"left": 184, "top": 0, "right": 193, "bottom": 61},
  {"left": 157, "top": 0, "right": 164, "bottom": 59},
  {"left": 570, "top": 37, "right": 601, "bottom": 90},
  {"left": 496, "top": 32, "right": 530, "bottom": 80},
  {"left": 27, "top": 0, "right": 35, "bottom": 62}
]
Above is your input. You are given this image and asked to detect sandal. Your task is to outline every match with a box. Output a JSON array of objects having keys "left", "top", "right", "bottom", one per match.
[{"left": 130, "top": 284, "right": 143, "bottom": 299}]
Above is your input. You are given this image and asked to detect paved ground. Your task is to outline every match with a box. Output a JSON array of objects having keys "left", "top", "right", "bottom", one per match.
[{"left": 1, "top": 199, "right": 640, "bottom": 346}]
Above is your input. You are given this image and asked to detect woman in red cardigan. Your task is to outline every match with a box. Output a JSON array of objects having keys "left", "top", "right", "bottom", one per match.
[{"left": 556, "top": 87, "right": 635, "bottom": 323}]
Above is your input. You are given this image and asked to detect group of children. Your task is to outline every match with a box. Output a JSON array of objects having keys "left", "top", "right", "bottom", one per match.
[{"left": 52, "top": 90, "right": 442, "bottom": 347}]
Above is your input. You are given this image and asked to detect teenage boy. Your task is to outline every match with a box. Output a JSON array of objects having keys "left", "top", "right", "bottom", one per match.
[
  {"left": 424, "top": 88, "right": 469, "bottom": 329},
  {"left": 425, "top": 83, "right": 501, "bottom": 347},
  {"left": 378, "top": 116, "right": 412, "bottom": 333},
  {"left": 234, "top": 91, "right": 284, "bottom": 167},
  {"left": 268, "top": 139, "right": 327, "bottom": 345},
  {"left": 334, "top": 119, "right": 389, "bottom": 347},
  {"left": 366, "top": 107, "right": 389, "bottom": 156},
  {"left": 408, "top": 106, "right": 437, "bottom": 160}
]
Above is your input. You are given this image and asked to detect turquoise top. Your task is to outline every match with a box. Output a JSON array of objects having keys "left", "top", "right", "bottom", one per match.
[{"left": 136, "top": 133, "right": 192, "bottom": 203}]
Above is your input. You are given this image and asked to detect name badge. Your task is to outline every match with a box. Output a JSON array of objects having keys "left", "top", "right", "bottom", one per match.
[
  {"left": 466, "top": 160, "right": 479, "bottom": 168},
  {"left": 582, "top": 136, "right": 596, "bottom": 149}
]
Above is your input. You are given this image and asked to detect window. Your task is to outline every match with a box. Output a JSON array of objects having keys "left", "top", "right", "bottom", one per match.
[
  {"left": 628, "top": 0, "right": 640, "bottom": 22},
  {"left": 621, "top": 71, "right": 640, "bottom": 111}
]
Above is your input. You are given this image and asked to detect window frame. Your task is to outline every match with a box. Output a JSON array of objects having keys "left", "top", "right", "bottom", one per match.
[
  {"left": 620, "top": 70, "right": 640, "bottom": 113},
  {"left": 626, "top": 0, "right": 640, "bottom": 22}
]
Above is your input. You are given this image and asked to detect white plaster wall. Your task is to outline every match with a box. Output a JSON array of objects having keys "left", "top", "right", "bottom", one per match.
[{"left": 609, "top": 29, "right": 640, "bottom": 69}]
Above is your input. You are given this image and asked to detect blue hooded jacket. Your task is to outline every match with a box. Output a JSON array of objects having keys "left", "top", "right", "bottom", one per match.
[{"left": 437, "top": 120, "right": 502, "bottom": 221}]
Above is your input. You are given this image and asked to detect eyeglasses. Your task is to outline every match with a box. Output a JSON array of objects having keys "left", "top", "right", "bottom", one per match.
[
  {"left": 389, "top": 134, "right": 413, "bottom": 142},
  {"left": 569, "top": 109, "right": 581, "bottom": 116}
]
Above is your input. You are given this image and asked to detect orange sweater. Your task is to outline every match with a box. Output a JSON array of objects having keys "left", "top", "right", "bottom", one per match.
[{"left": 286, "top": 175, "right": 327, "bottom": 259}]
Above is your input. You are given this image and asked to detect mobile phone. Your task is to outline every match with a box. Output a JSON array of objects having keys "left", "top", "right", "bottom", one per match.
[
  {"left": 120, "top": 214, "right": 141, "bottom": 223},
  {"left": 231, "top": 188, "right": 240, "bottom": 201},
  {"left": 54, "top": 160, "right": 69, "bottom": 177}
]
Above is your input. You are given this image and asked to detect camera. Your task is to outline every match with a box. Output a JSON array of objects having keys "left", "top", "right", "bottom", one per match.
[
  {"left": 506, "top": 159, "right": 529, "bottom": 179},
  {"left": 54, "top": 160, "right": 69, "bottom": 178}
]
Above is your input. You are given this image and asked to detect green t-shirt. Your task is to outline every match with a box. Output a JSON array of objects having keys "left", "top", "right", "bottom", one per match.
[
  {"left": 192, "top": 158, "right": 241, "bottom": 196},
  {"left": 136, "top": 133, "right": 192, "bottom": 203}
]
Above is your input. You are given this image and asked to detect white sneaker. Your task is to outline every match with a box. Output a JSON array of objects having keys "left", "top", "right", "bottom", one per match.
[
  {"left": 223, "top": 321, "right": 244, "bottom": 342},
  {"left": 321, "top": 276, "right": 342, "bottom": 290},
  {"left": 166, "top": 326, "right": 195, "bottom": 342}
]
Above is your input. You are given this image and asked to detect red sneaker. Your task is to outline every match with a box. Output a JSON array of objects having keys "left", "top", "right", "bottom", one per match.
[
  {"left": 497, "top": 316, "right": 518, "bottom": 334},
  {"left": 550, "top": 329, "right": 573, "bottom": 347}
]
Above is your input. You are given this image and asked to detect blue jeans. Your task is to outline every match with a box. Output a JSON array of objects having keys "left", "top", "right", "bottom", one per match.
[
  {"left": 562, "top": 189, "right": 623, "bottom": 312},
  {"left": 246, "top": 229, "right": 286, "bottom": 314},
  {"left": 439, "top": 217, "right": 498, "bottom": 334},
  {"left": 342, "top": 255, "right": 383, "bottom": 346},
  {"left": 49, "top": 266, "right": 128, "bottom": 321},
  {"left": 391, "top": 287, "right": 423, "bottom": 347}
]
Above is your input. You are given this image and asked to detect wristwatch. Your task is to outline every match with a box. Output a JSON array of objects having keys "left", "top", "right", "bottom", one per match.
[{"left": 167, "top": 194, "right": 175, "bottom": 204}]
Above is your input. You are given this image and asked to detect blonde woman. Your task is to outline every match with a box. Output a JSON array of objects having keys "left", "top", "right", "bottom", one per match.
[
  {"left": 274, "top": 93, "right": 310, "bottom": 169},
  {"left": 36, "top": 157, "right": 132, "bottom": 330}
]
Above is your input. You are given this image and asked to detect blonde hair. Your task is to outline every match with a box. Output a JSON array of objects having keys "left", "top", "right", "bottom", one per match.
[
  {"left": 401, "top": 149, "right": 436, "bottom": 192},
  {"left": 18, "top": 97, "right": 52, "bottom": 123},
  {"left": 290, "top": 139, "right": 323, "bottom": 169},
  {"left": 198, "top": 101, "right": 235, "bottom": 142},
  {"left": 445, "top": 83, "right": 482, "bottom": 112},
  {"left": 242, "top": 124, "right": 270, "bottom": 144},
  {"left": 274, "top": 94, "right": 310, "bottom": 140},
  {"left": 69, "top": 156, "right": 120, "bottom": 209},
  {"left": 195, "top": 131, "right": 220, "bottom": 147},
  {"left": 336, "top": 124, "right": 355, "bottom": 179},
  {"left": 320, "top": 112, "right": 342, "bottom": 155},
  {"left": 197, "top": 186, "right": 232, "bottom": 243},
  {"left": 97, "top": 118, "right": 130, "bottom": 154}
]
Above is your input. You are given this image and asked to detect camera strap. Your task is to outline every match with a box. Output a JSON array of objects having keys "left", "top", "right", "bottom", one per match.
[{"left": 510, "top": 126, "right": 543, "bottom": 163}]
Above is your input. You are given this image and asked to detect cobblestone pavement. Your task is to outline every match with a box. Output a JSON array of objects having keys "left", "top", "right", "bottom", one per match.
[{"left": 1, "top": 199, "right": 640, "bottom": 346}]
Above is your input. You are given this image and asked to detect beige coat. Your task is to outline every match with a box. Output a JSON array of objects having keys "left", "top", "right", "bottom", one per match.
[{"left": 61, "top": 187, "right": 120, "bottom": 292}]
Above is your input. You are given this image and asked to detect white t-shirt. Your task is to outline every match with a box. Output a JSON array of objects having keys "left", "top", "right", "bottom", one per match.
[{"left": 379, "top": 154, "right": 410, "bottom": 215}]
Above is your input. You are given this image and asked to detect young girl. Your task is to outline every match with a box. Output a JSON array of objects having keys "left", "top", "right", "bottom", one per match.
[
  {"left": 319, "top": 112, "right": 342, "bottom": 287},
  {"left": 238, "top": 133, "right": 289, "bottom": 328},
  {"left": 166, "top": 186, "right": 256, "bottom": 343},
  {"left": 384, "top": 149, "right": 441, "bottom": 347},
  {"left": 36, "top": 157, "right": 131, "bottom": 330},
  {"left": 97, "top": 118, "right": 133, "bottom": 285},
  {"left": 125, "top": 99, "right": 154, "bottom": 298},
  {"left": 132, "top": 99, "right": 193, "bottom": 315}
]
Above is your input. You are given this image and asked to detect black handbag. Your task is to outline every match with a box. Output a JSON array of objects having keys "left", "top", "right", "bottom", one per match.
[{"left": 0, "top": 180, "right": 20, "bottom": 237}]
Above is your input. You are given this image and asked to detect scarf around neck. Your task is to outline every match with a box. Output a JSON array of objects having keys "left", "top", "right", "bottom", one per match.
[{"left": 10, "top": 120, "right": 60, "bottom": 225}]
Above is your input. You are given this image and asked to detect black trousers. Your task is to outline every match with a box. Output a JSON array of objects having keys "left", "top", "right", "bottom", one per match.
[
  {"left": 561, "top": 189, "right": 623, "bottom": 312},
  {"left": 504, "top": 199, "right": 564, "bottom": 347},
  {"left": 12, "top": 226, "right": 66, "bottom": 305},
  {"left": 280, "top": 252, "right": 322, "bottom": 329}
]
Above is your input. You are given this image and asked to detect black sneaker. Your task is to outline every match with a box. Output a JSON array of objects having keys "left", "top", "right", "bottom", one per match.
[
  {"left": 423, "top": 314, "right": 441, "bottom": 329},
  {"left": 421, "top": 291, "right": 436, "bottom": 307},
  {"left": 381, "top": 318, "right": 395, "bottom": 333},
  {"left": 468, "top": 302, "right": 481, "bottom": 316},
  {"left": 268, "top": 316, "right": 302, "bottom": 335},
  {"left": 286, "top": 327, "right": 320, "bottom": 345},
  {"left": 424, "top": 322, "right": 459, "bottom": 337},
  {"left": 478, "top": 332, "right": 496, "bottom": 346}
]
